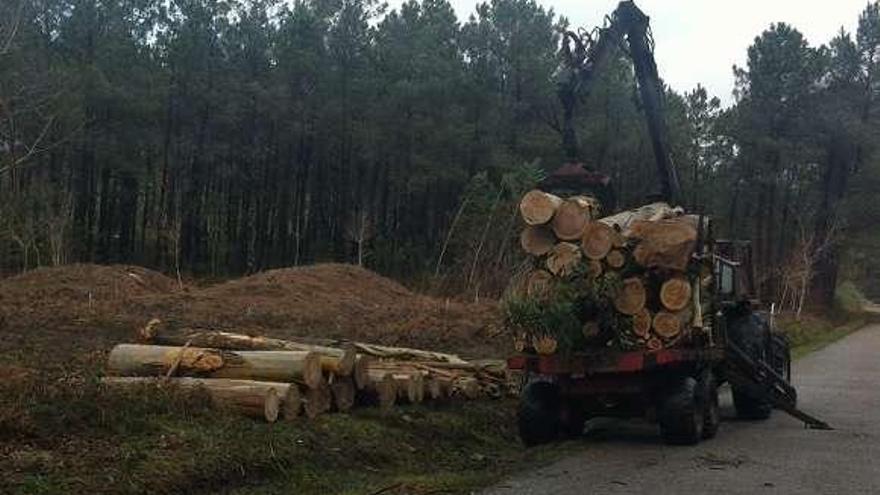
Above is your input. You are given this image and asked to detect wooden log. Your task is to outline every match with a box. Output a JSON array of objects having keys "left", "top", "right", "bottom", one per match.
[
  {"left": 633, "top": 308, "right": 652, "bottom": 338},
  {"left": 349, "top": 343, "right": 467, "bottom": 365},
  {"left": 302, "top": 380, "right": 332, "bottom": 419},
  {"left": 362, "top": 370, "right": 398, "bottom": 410},
  {"left": 629, "top": 218, "right": 698, "bottom": 271},
  {"left": 139, "top": 328, "right": 357, "bottom": 377},
  {"left": 652, "top": 309, "right": 692, "bottom": 339},
  {"left": 598, "top": 202, "right": 674, "bottom": 233},
  {"left": 519, "top": 190, "right": 563, "bottom": 225},
  {"left": 551, "top": 196, "right": 596, "bottom": 241},
  {"left": 452, "top": 376, "right": 481, "bottom": 399},
  {"left": 525, "top": 269, "right": 553, "bottom": 298},
  {"left": 581, "top": 221, "right": 614, "bottom": 260},
  {"left": 660, "top": 277, "right": 692, "bottom": 312},
  {"left": 546, "top": 242, "right": 582, "bottom": 276},
  {"left": 520, "top": 225, "right": 556, "bottom": 256},
  {"left": 106, "top": 344, "right": 324, "bottom": 389},
  {"left": 425, "top": 377, "right": 444, "bottom": 401},
  {"left": 101, "top": 376, "right": 282, "bottom": 422},
  {"left": 532, "top": 335, "right": 558, "bottom": 355},
  {"left": 414, "top": 373, "right": 425, "bottom": 403},
  {"left": 330, "top": 376, "right": 356, "bottom": 412},
  {"left": 613, "top": 277, "right": 646, "bottom": 316},
  {"left": 582, "top": 321, "right": 600, "bottom": 340},
  {"left": 586, "top": 259, "right": 603, "bottom": 278},
  {"left": 353, "top": 355, "right": 373, "bottom": 390},
  {"left": 392, "top": 373, "right": 421, "bottom": 403},
  {"left": 646, "top": 337, "right": 663, "bottom": 351},
  {"left": 605, "top": 249, "right": 625, "bottom": 269}
]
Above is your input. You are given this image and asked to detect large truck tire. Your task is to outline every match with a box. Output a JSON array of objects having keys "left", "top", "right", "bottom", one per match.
[
  {"left": 658, "top": 376, "right": 703, "bottom": 445},
  {"left": 517, "top": 381, "right": 562, "bottom": 446},
  {"left": 700, "top": 372, "right": 721, "bottom": 439},
  {"left": 732, "top": 388, "right": 773, "bottom": 420},
  {"left": 727, "top": 309, "right": 776, "bottom": 420},
  {"left": 560, "top": 400, "right": 587, "bottom": 439}
]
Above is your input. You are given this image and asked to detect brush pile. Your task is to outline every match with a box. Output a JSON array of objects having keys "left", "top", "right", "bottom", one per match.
[
  {"left": 101, "top": 320, "right": 510, "bottom": 422},
  {"left": 505, "top": 190, "right": 713, "bottom": 355}
]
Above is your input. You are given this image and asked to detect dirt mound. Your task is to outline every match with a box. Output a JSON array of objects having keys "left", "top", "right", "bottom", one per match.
[
  {"left": 0, "top": 264, "right": 177, "bottom": 303},
  {"left": 149, "top": 264, "right": 504, "bottom": 357},
  {"left": 0, "top": 263, "right": 504, "bottom": 364},
  {"left": 0, "top": 265, "right": 179, "bottom": 368}
]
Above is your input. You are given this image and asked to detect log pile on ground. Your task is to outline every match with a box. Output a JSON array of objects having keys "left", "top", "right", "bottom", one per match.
[
  {"left": 101, "top": 322, "right": 511, "bottom": 422},
  {"left": 504, "top": 190, "right": 713, "bottom": 355}
]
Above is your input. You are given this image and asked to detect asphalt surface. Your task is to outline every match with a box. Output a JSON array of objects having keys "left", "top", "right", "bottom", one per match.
[{"left": 484, "top": 325, "right": 880, "bottom": 495}]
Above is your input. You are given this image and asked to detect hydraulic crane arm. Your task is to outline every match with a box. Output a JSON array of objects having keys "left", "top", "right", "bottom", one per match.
[{"left": 556, "top": 1, "right": 681, "bottom": 204}]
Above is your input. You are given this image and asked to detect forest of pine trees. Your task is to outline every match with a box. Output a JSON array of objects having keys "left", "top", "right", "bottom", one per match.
[{"left": 2, "top": 0, "right": 880, "bottom": 307}]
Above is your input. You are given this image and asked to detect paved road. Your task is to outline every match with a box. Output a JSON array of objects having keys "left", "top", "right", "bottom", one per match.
[{"left": 484, "top": 325, "right": 880, "bottom": 495}]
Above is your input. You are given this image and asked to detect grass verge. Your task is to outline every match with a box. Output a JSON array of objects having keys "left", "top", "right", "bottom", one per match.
[
  {"left": 0, "top": 363, "right": 582, "bottom": 495},
  {"left": 777, "top": 282, "right": 879, "bottom": 359}
]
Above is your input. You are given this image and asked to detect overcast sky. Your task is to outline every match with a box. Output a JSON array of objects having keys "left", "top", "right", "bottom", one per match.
[{"left": 391, "top": 0, "right": 872, "bottom": 106}]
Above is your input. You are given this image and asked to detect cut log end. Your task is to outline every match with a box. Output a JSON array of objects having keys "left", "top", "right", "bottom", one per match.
[
  {"left": 281, "top": 384, "right": 302, "bottom": 421},
  {"left": 520, "top": 190, "right": 563, "bottom": 225},
  {"left": 613, "top": 277, "right": 646, "bottom": 316},
  {"left": 660, "top": 277, "right": 692, "bottom": 312},
  {"left": 138, "top": 318, "right": 163, "bottom": 343},
  {"left": 551, "top": 197, "right": 595, "bottom": 240},
  {"left": 546, "top": 242, "right": 582, "bottom": 277},
  {"left": 330, "top": 377, "right": 356, "bottom": 412},
  {"left": 353, "top": 355, "right": 372, "bottom": 390},
  {"left": 606, "top": 250, "right": 625, "bottom": 269},
  {"left": 633, "top": 309, "right": 652, "bottom": 338},
  {"left": 520, "top": 225, "right": 556, "bottom": 256},
  {"left": 653, "top": 311, "right": 683, "bottom": 339},
  {"left": 582, "top": 221, "right": 614, "bottom": 260},
  {"left": 302, "top": 382, "right": 332, "bottom": 419},
  {"left": 582, "top": 322, "right": 600, "bottom": 340},
  {"left": 299, "top": 352, "right": 324, "bottom": 389},
  {"left": 532, "top": 335, "right": 558, "bottom": 355},
  {"left": 263, "top": 388, "right": 281, "bottom": 423},
  {"left": 586, "top": 259, "right": 603, "bottom": 278}
]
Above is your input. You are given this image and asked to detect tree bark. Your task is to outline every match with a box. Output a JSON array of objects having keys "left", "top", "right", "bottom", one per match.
[
  {"left": 101, "top": 376, "right": 283, "bottom": 422},
  {"left": 139, "top": 327, "right": 356, "bottom": 377},
  {"left": 106, "top": 344, "right": 324, "bottom": 389}
]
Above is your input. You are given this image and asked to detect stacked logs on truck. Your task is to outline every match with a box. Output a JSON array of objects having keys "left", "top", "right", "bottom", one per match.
[
  {"left": 101, "top": 322, "right": 510, "bottom": 423},
  {"left": 509, "top": 189, "right": 713, "bottom": 355}
]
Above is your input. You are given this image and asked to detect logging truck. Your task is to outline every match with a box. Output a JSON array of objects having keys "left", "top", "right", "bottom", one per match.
[{"left": 506, "top": 1, "right": 829, "bottom": 446}]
